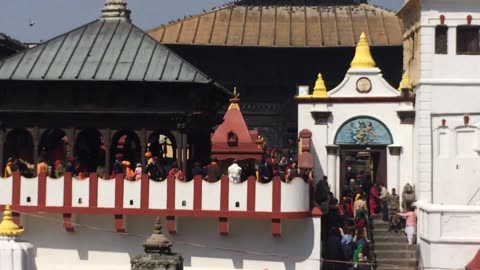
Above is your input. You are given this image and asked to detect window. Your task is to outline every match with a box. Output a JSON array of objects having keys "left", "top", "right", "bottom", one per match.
[
  {"left": 457, "top": 25, "right": 480, "bottom": 55},
  {"left": 435, "top": 25, "right": 448, "bottom": 54}
]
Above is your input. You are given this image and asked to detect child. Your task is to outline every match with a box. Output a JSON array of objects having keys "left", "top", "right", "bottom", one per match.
[{"left": 398, "top": 206, "right": 417, "bottom": 245}]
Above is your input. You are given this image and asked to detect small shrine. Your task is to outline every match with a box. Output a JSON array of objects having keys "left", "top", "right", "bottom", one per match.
[{"left": 211, "top": 88, "right": 264, "bottom": 166}]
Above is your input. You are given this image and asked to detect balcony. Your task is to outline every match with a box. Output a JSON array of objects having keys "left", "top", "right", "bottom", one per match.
[{"left": 0, "top": 172, "right": 312, "bottom": 236}]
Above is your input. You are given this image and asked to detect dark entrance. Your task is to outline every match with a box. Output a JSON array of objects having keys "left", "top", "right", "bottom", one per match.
[{"left": 339, "top": 145, "right": 387, "bottom": 194}]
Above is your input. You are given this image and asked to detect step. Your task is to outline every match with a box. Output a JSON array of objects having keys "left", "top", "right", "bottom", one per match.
[
  {"left": 373, "top": 229, "right": 408, "bottom": 237},
  {"left": 373, "top": 235, "right": 408, "bottom": 244},
  {"left": 375, "top": 250, "right": 417, "bottom": 259},
  {"left": 374, "top": 243, "right": 417, "bottom": 252},
  {"left": 376, "top": 258, "right": 418, "bottom": 267},
  {"left": 373, "top": 222, "right": 391, "bottom": 230}
]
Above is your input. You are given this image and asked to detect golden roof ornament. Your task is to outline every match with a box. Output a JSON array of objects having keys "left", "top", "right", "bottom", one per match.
[
  {"left": 312, "top": 73, "right": 328, "bottom": 97},
  {"left": 228, "top": 87, "right": 240, "bottom": 111},
  {"left": 398, "top": 71, "right": 413, "bottom": 91},
  {"left": 0, "top": 205, "right": 24, "bottom": 237},
  {"left": 102, "top": 0, "right": 131, "bottom": 21},
  {"left": 350, "top": 32, "right": 376, "bottom": 69}
]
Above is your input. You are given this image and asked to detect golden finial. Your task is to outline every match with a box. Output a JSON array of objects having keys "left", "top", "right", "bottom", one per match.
[
  {"left": 228, "top": 87, "right": 240, "bottom": 110},
  {"left": 0, "top": 205, "right": 24, "bottom": 237},
  {"left": 312, "top": 73, "right": 328, "bottom": 97},
  {"left": 350, "top": 32, "right": 376, "bottom": 69},
  {"left": 398, "top": 71, "right": 413, "bottom": 91}
]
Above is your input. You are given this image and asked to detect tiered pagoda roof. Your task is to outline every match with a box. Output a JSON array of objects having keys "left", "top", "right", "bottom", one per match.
[{"left": 148, "top": 1, "right": 402, "bottom": 48}]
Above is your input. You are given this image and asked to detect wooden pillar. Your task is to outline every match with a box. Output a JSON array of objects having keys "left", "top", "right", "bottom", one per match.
[
  {"left": 138, "top": 129, "right": 147, "bottom": 169},
  {"left": 104, "top": 129, "right": 112, "bottom": 179},
  {"left": 181, "top": 132, "right": 187, "bottom": 176},
  {"left": 0, "top": 129, "right": 5, "bottom": 177},
  {"left": 66, "top": 128, "right": 76, "bottom": 159},
  {"left": 172, "top": 130, "right": 181, "bottom": 165}
]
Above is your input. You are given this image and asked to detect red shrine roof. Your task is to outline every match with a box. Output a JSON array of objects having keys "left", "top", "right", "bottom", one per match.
[{"left": 211, "top": 90, "right": 263, "bottom": 160}]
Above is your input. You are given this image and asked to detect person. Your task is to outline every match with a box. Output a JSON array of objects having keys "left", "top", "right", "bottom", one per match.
[
  {"left": 353, "top": 194, "right": 367, "bottom": 218},
  {"left": 145, "top": 151, "right": 153, "bottom": 166},
  {"left": 285, "top": 162, "right": 299, "bottom": 182},
  {"left": 397, "top": 206, "right": 417, "bottom": 245},
  {"left": 369, "top": 184, "right": 380, "bottom": 215},
  {"left": 134, "top": 163, "right": 142, "bottom": 181},
  {"left": 122, "top": 161, "right": 135, "bottom": 180},
  {"left": 146, "top": 157, "right": 162, "bottom": 181},
  {"left": 379, "top": 184, "right": 389, "bottom": 222},
  {"left": 345, "top": 166, "right": 356, "bottom": 187},
  {"left": 65, "top": 157, "right": 75, "bottom": 174},
  {"left": 352, "top": 243, "right": 364, "bottom": 270},
  {"left": 353, "top": 227, "right": 369, "bottom": 250},
  {"left": 37, "top": 158, "right": 48, "bottom": 176},
  {"left": 259, "top": 159, "right": 274, "bottom": 183},
  {"left": 191, "top": 162, "right": 203, "bottom": 178},
  {"left": 4, "top": 157, "right": 16, "bottom": 177},
  {"left": 206, "top": 158, "right": 221, "bottom": 182},
  {"left": 387, "top": 188, "right": 401, "bottom": 232},
  {"left": 340, "top": 227, "right": 354, "bottom": 262},
  {"left": 324, "top": 227, "right": 346, "bottom": 270},
  {"left": 111, "top": 153, "right": 124, "bottom": 178},
  {"left": 228, "top": 160, "right": 242, "bottom": 183},
  {"left": 357, "top": 252, "right": 369, "bottom": 270},
  {"left": 168, "top": 162, "right": 184, "bottom": 181},
  {"left": 54, "top": 160, "right": 65, "bottom": 178}
]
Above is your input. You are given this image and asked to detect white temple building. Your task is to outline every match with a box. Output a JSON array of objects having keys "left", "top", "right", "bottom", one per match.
[{"left": 298, "top": 0, "right": 480, "bottom": 269}]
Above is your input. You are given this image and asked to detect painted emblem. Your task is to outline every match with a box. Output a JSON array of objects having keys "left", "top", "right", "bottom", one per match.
[
  {"left": 356, "top": 77, "right": 372, "bottom": 93},
  {"left": 335, "top": 117, "right": 393, "bottom": 145}
]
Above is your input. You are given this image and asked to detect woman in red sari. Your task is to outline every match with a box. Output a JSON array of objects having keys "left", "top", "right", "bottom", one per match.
[{"left": 369, "top": 184, "right": 380, "bottom": 215}]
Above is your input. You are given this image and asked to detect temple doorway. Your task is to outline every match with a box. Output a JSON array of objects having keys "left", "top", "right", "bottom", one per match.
[{"left": 339, "top": 146, "right": 387, "bottom": 194}]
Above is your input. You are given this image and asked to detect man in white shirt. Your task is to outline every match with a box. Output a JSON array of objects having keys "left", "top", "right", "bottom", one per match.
[{"left": 228, "top": 160, "right": 242, "bottom": 183}]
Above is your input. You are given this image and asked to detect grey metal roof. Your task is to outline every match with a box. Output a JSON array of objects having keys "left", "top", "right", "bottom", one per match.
[{"left": 0, "top": 19, "right": 213, "bottom": 83}]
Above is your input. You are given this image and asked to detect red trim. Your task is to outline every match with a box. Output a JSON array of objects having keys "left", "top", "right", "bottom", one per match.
[
  {"left": 295, "top": 96, "right": 415, "bottom": 104},
  {"left": 193, "top": 175, "right": 202, "bottom": 210},
  {"left": 247, "top": 176, "right": 256, "bottom": 211},
  {"left": 140, "top": 174, "right": 149, "bottom": 209},
  {"left": 63, "top": 173, "right": 73, "bottom": 207},
  {"left": 5, "top": 204, "right": 311, "bottom": 219},
  {"left": 38, "top": 173, "right": 47, "bottom": 206},
  {"left": 219, "top": 217, "right": 229, "bottom": 235},
  {"left": 114, "top": 214, "right": 126, "bottom": 233},
  {"left": 271, "top": 218, "right": 281, "bottom": 237},
  {"left": 220, "top": 176, "right": 229, "bottom": 211},
  {"left": 89, "top": 173, "right": 98, "bottom": 207},
  {"left": 63, "top": 213, "right": 74, "bottom": 232},
  {"left": 115, "top": 174, "right": 124, "bottom": 208},
  {"left": 12, "top": 172, "right": 21, "bottom": 205},
  {"left": 167, "top": 216, "right": 176, "bottom": 234},
  {"left": 272, "top": 178, "right": 281, "bottom": 213},
  {"left": 167, "top": 176, "right": 175, "bottom": 209}
]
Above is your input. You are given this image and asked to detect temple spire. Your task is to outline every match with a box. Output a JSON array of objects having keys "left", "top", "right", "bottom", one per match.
[
  {"left": 101, "top": 0, "right": 131, "bottom": 21},
  {"left": 398, "top": 71, "right": 413, "bottom": 91},
  {"left": 350, "top": 32, "right": 376, "bottom": 68},
  {"left": 312, "top": 73, "right": 328, "bottom": 97},
  {"left": 228, "top": 87, "right": 240, "bottom": 110},
  {"left": 0, "top": 205, "right": 24, "bottom": 237}
]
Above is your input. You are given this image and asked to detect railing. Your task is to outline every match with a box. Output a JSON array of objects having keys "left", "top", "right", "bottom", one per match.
[{"left": 0, "top": 172, "right": 310, "bottom": 219}]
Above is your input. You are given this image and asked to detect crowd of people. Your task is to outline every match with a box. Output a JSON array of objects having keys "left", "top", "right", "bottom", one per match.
[{"left": 319, "top": 167, "right": 417, "bottom": 270}]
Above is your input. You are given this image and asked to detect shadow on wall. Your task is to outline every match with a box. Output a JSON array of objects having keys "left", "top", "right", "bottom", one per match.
[
  {"left": 310, "top": 143, "right": 325, "bottom": 180},
  {"left": 21, "top": 214, "right": 315, "bottom": 270}
]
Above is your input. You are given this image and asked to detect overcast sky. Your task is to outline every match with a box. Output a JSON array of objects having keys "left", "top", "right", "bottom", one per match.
[{"left": 0, "top": 0, "right": 404, "bottom": 43}]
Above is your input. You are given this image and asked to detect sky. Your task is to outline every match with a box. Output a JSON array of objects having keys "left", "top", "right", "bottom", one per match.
[{"left": 0, "top": 0, "right": 404, "bottom": 43}]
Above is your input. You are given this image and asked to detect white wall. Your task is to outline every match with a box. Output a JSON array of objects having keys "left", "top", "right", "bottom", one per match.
[
  {"left": 10, "top": 214, "right": 321, "bottom": 270},
  {"left": 417, "top": 202, "right": 480, "bottom": 269}
]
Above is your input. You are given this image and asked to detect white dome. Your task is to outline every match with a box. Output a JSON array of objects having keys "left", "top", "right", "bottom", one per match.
[{"left": 0, "top": 237, "right": 35, "bottom": 270}]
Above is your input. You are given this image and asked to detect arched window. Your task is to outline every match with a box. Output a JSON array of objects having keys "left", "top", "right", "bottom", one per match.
[
  {"left": 227, "top": 131, "right": 238, "bottom": 146},
  {"left": 111, "top": 130, "right": 141, "bottom": 170},
  {"left": 74, "top": 129, "right": 103, "bottom": 175},
  {"left": 4, "top": 129, "right": 34, "bottom": 177},
  {"left": 147, "top": 131, "right": 177, "bottom": 163}
]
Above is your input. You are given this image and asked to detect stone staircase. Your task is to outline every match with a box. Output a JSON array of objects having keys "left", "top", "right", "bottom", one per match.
[{"left": 370, "top": 215, "right": 418, "bottom": 270}]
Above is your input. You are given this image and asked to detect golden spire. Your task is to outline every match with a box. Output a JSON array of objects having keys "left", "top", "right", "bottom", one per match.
[
  {"left": 228, "top": 87, "right": 240, "bottom": 110},
  {"left": 312, "top": 73, "right": 328, "bottom": 97},
  {"left": 350, "top": 32, "right": 376, "bottom": 69},
  {"left": 398, "top": 71, "right": 413, "bottom": 91},
  {"left": 0, "top": 205, "right": 23, "bottom": 237}
]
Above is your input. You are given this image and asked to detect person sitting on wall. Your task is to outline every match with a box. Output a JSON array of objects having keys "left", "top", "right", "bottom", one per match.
[
  {"left": 206, "top": 158, "right": 221, "bottom": 183},
  {"left": 191, "top": 162, "right": 203, "bottom": 178},
  {"left": 111, "top": 153, "right": 124, "bottom": 179},
  {"left": 4, "top": 157, "right": 16, "bottom": 178},
  {"left": 121, "top": 160, "right": 135, "bottom": 181},
  {"left": 134, "top": 163, "right": 142, "bottom": 181},
  {"left": 53, "top": 160, "right": 65, "bottom": 179},
  {"left": 65, "top": 157, "right": 75, "bottom": 175},
  {"left": 259, "top": 159, "right": 274, "bottom": 183},
  {"left": 168, "top": 162, "right": 185, "bottom": 182},
  {"left": 146, "top": 156, "right": 163, "bottom": 181},
  {"left": 228, "top": 160, "right": 242, "bottom": 184},
  {"left": 145, "top": 151, "right": 153, "bottom": 166},
  {"left": 37, "top": 158, "right": 48, "bottom": 176}
]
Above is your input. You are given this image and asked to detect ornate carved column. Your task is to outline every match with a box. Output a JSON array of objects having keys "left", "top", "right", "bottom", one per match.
[
  {"left": 137, "top": 129, "right": 147, "bottom": 169},
  {"left": 103, "top": 129, "right": 112, "bottom": 179},
  {"left": 32, "top": 127, "right": 40, "bottom": 175},
  {"left": 388, "top": 146, "right": 402, "bottom": 193},
  {"left": 131, "top": 217, "right": 183, "bottom": 270},
  {"left": 326, "top": 145, "right": 339, "bottom": 197}
]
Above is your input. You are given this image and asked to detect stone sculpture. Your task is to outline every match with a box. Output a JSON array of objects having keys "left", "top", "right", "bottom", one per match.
[{"left": 401, "top": 183, "right": 416, "bottom": 211}]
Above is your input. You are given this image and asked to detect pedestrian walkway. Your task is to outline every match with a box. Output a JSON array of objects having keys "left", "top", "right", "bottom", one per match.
[{"left": 370, "top": 214, "right": 418, "bottom": 270}]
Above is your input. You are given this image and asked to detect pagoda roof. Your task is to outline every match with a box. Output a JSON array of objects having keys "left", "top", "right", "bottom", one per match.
[
  {"left": 0, "top": 17, "right": 223, "bottom": 88},
  {"left": 211, "top": 93, "right": 263, "bottom": 160},
  {"left": 148, "top": 3, "right": 403, "bottom": 48}
]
